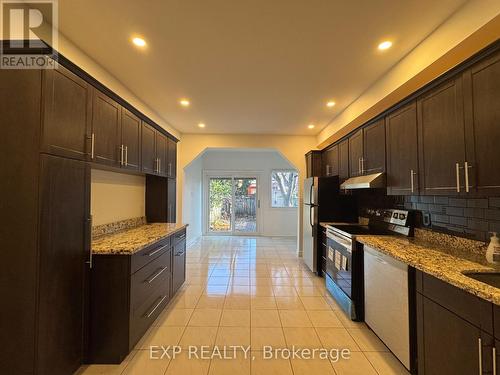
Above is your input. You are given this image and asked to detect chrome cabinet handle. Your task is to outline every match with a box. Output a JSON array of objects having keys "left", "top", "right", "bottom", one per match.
[
  {"left": 493, "top": 347, "right": 497, "bottom": 375},
  {"left": 91, "top": 133, "right": 95, "bottom": 159},
  {"left": 358, "top": 158, "right": 361, "bottom": 176},
  {"left": 159, "top": 158, "right": 161, "bottom": 173},
  {"left": 125, "top": 146, "right": 128, "bottom": 166},
  {"left": 169, "top": 162, "right": 172, "bottom": 177},
  {"left": 120, "top": 145, "right": 124, "bottom": 166},
  {"left": 456, "top": 163, "right": 461, "bottom": 192},
  {"left": 86, "top": 215, "right": 93, "bottom": 269},
  {"left": 147, "top": 244, "right": 168, "bottom": 257},
  {"left": 360, "top": 157, "right": 364, "bottom": 175},
  {"left": 465, "top": 162, "right": 471, "bottom": 193},
  {"left": 478, "top": 338, "right": 482, "bottom": 375},
  {"left": 146, "top": 295, "right": 167, "bottom": 318},
  {"left": 410, "top": 170, "right": 417, "bottom": 193},
  {"left": 326, "top": 165, "right": 330, "bottom": 176},
  {"left": 146, "top": 266, "right": 168, "bottom": 284}
]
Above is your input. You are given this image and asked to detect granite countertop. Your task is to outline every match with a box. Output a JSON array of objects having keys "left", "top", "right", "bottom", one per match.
[
  {"left": 92, "top": 223, "right": 188, "bottom": 255},
  {"left": 357, "top": 234, "right": 500, "bottom": 305}
]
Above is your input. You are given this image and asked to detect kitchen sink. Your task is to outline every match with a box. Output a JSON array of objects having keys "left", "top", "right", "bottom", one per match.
[{"left": 463, "top": 272, "right": 500, "bottom": 288}]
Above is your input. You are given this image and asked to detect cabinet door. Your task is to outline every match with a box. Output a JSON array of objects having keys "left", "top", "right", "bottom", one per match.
[
  {"left": 323, "top": 145, "right": 339, "bottom": 177},
  {"left": 172, "top": 240, "right": 186, "bottom": 295},
  {"left": 417, "top": 294, "right": 493, "bottom": 375},
  {"left": 42, "top": 66, "right": 91, "bottom": 160},
  {"left": 121, "top": 108, "right": 141, "bottom": 171},
  {"left": 92, "top": 89, "right": 121, "bottom": 166},
  {"left": 339, "top": 139, "right": 349, "bottom": 181},
  {"left": 37, "top": 155, "right": 89, "bottom": 375},
  {"left": 141, "top": 123, "right": 156, "bottom": 174},
  {"left": 417, "top": 78, "right": 466, "bottom": 195},
  {"left": 156, "top": 132, "right": 168, "bottom": 177},
  {"left": 386, "top": 102, "right": 419, "bottom": 195},
  {"left": 363, "top": 118, "right": 385, "bottom": 174},
  {"left": 167, "top": 138, "right": 177, "bottom": 178},
  {"left": 349, "top": 130, "right": 363, "bottom": 177},
  {"left": 167, "top": 178, "right": 176, "bottom": 223},
  {"left": 463, "top": 49, "right": 500, "bottom": 195}
]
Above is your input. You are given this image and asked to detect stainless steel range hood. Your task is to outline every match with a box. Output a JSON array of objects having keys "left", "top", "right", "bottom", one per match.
[{"left": 340, "top": 172, "right": 385, "bottom": 190}]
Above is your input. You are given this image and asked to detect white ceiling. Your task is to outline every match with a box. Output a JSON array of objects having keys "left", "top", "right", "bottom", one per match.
[{"left": 56, "top": 0, "right": 467, "bottom": 135}]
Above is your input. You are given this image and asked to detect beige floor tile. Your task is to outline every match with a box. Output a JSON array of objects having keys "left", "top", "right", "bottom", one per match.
[
  {"left": 289, "top": 358, "right": 336, "bottom": 375},
  {"left": 251, "top": 310, "right": 282, "bottom": 327},
  {"left": 251, "top": 296, "right": 277, "bottom": 309},
  {"left": 165, "top": 351, "right": 211, "bottom": 375},
  {"left": 307, "top": 310, "right": 343, "bottom": 328},
  {"left": 179, "top": 326, "right": 218, "bottom": 348},
  {"left": 250, "top": 352, "right": 293, "bottom": 375},
  {"left": 209, "top": 353, "right": 251, "bottom": 375},
  {"left": 189, "top": 309, "right": 222, "bottom": 327},
  {"left": 156, "top": 308, "right": 194, "bottom": 327},
  {"left": 250, "top": 285, "right": 275, "bottom": 297},
  {"left": 333, "top": 310, "right": 366, "bottom": 329},
  {"left": 207, "top": 276, "right": 230, "bottom": 286},
  {"left": 331, "top": 352, "right": 378, "bottom": 375},
  {"left": 282, "top": 327, "right": 322, "bottom": 349},
  {"left": 196, "top": 295, "right": 226, "bottom": 309},
  {"left": 204, "top": 285, "right": 228, "bottom": 295},
  {"left": 224, "top": 296, "right": 251, "bottom": 309},
  {"left": 215, "top": 327, "right": 251, "bottom": 347},
  {"left": 279, "top": 310, "right": 313, "bottom": 327},
  {"left": 169, "top": 294, "right": 200, "bottom": 309},
  {"left": 227, "top": 285, "right": 251, "bottom": 296},
  {"left": 295, "top": 286, "right": 323, "bottom": 297},
  {"left": 122, "top": 349, "right": 170, "bottom": 375},
  {"left": 300, "top": 296, "right": 331, "bottom": 310},
  {"left": 347, "top": 328, "right": 389, "bottom": 352},
  {"left": 273, "top": 286, "right": 298, "bottom": 297},
  {"left": 138, "top": 326, "right": 185, "bottom": 349},
  {"left": 232, "top": 277, "right": 251, "bottom": 286},
  {"left": 220, "top": 309, "right": 251, "bottom": 327},
  {"left": 275, "top": 296, "right": 304, "bottom": 310},
  {"left": 316, "top": 328, "right": 361, "bottom": 351},
  {"left": 364, "top": 352, "right": 410, "bottom": 375},
  {"left": 250, "top": 327, "right": 286, "bottom": 350}
]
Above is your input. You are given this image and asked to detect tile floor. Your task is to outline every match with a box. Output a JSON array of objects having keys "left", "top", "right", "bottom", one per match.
[{"left": 78, "top": 236, "right": 409, "bottom": 375}]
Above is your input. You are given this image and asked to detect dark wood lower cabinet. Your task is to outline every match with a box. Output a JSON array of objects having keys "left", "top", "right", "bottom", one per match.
[{"left": 88, "top": 229, "right": 186, "bottom": 364}]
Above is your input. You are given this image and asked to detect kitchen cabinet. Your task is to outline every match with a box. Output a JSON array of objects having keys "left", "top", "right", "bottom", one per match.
[
  {"left": 363, "top": 118, "right": 386, "bottom": 174},
  {"left": 156, "top": 132, "right": 168, "bottom": 176},
  {"left": 141, "top": 122, "right": 157, "bottom": 174},
  {"left": 386, "top": 101, "right": 419, "bottom": 195},
  {"left": 167, "top": 137, "right": 177, "bottom": 178},
  {"left": 120, "top": 108, "right": 141, "bottom": 171},
  {"left": 339, "top": 139, "right": 349, "bottom": 181},
  {"left": 41, "top": 65, "right": 92, "bottom": 161},
  {"left": 416, "top": 271, "right": 494, "bottom": 375},
  {"left": 91, "top": 89, "right": 121, "bottom": 167},
  {"left": 349, "top": 129, "right": 363, "bottom": 177},
  {"left": 417, "top": 77, "right": 466, "bottom": 195},
  {"left": 172, "top": 231, "right": 187, "bottom": 294},
  {"left": 167, "top": 177, "right": 177, "bottom": 223},
  {"left": 145, "top": 175, "right": 177, "bottom": 223},
  {"left": 305, "top": 151, "right": 322, "bottom": 177},
  {"left": 323, "top": 145, "right": 339, "bottom": 177},
  {"left": 463, "top": 49, "right": 500, "bottom": 196}
]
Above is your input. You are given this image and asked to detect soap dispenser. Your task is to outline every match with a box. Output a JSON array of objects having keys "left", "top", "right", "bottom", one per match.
[{"left": 486, "top": 232, "right": 500, "bottom": 264}]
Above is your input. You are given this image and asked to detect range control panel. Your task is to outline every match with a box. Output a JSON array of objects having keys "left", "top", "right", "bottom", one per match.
[{"left": 365, "top": 209, "right": 412, "bottom": 227}]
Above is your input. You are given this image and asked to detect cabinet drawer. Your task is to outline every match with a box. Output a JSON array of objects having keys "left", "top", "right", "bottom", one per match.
[
  {"left": 131, "top": 249, "right": 171, "bottom": 310},
  {"left": 131, "top": 237, "right": 171, "bottom": 274},
  {"left": 173, "top": 229, "right": 186, "bottom": 245},
  {"left": 172, "top": 240, "right": 186, "bottom": 295},
  {"left": 129, "top": 286, "right": 170, "bottom": 349},
  {"left": 418, "top": 271, "right": 493, "bottom": 334}
]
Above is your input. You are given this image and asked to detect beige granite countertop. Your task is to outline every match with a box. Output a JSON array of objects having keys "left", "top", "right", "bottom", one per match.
[
  {"left": 357, "top": 234, "right": 500, "bottom": 305},
  {"left": 92, "top": 223, "right": 188, "bottom": 255}
]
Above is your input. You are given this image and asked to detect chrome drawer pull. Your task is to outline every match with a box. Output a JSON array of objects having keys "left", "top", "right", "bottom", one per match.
[
  {"left": 146, "top": 266, "right": 168, "bottom": 284},
  {"left": 478, "top": 338, "right": 482, "bottom": 375},
  {"left": 493, "top": 347, "right": 497, "bottom": 375},
  {"left": 147, "top": 244, "right": 168, "bottom": 257},
  {"left": 146, "top": 295, "right": 167, "bottom": 318}
]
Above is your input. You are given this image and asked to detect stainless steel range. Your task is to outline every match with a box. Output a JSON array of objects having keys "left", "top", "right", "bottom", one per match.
[{"left": 324, "top": 208, "right": 414, "bottom": 321}]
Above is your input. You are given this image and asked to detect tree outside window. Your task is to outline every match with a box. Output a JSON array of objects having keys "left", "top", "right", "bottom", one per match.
[{"left": 271, "top": 170, "right": 298, "bottom": 208}]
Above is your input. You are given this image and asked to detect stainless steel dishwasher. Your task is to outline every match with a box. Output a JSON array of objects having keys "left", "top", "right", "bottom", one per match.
[{"left": 364, "top": 245, "right": 410, "bottom": 370}]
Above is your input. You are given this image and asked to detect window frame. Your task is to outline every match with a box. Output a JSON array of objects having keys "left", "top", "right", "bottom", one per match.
[{"left": 270, "top": 169, "right": 299, "bottom": 209}]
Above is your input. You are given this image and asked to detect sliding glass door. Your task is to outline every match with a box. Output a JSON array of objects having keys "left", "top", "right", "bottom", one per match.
[{"left": 207, "top": 176, "right": 258, "bottom": 235}]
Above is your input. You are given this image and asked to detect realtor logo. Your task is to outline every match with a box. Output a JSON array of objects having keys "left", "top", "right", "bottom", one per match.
[{"left": 0, "top": 0, "right": 58, "bottom": 69}]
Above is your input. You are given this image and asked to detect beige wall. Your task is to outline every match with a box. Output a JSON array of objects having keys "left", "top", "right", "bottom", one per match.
[{"left": 91, "top": 169, "right": 145, "bottom": 226}]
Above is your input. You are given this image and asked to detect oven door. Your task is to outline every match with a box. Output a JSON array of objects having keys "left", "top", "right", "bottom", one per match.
[{"left": 326, "top": 231, "right": 353, "bottom": 298}]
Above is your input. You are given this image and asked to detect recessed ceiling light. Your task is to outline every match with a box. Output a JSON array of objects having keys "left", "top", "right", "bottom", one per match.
[
  {"left": 308, "top": 124, "right": 315, "bottom": 129},
  {"left": 132, "top": 37, "right": 146, "bottom": 47},
  {"left": 326, "top": 101, "right": 336, "bottom": 108},
  {"left": 198, "top": 123, "right": 206, "bottom": 128},
  {"left": 179, "top": 99, "right": 190, "bottom": 107},
  {"left": 378, "top": 40, "right": 393, "bottom": 50}
]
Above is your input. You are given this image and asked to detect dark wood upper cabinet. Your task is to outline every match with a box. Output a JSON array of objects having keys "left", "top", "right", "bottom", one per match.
[
  {"left": 91, "top": 89, "right": 121, "bottom": 167},
  {"left": 463, "top": 49, "right": 500, "bottom": 196},
  {"left": 167, "top": 138, "right": 177, "bottom": 178},
  {"left": 120, "top": 108, "right": 141, "bottom": 171},
  {"left": 386, "top": 101, "right": 419, "bottom": 195},
  {"left": 37, "top": 154, "right": 90, "bottom": 375},
  {"left": 363, "top": 118, "right": 385, "bottom": 174},
  {"left": 42, "top": 66, "right": 91, "bottom": 160},
  {"left": 417, "top": 77, "right": 466, "bottom": 195},
  {"left": 349, "top": 129, "right": 363, "bottom": 177},
  {"left": 156, "top": 132, "right": 168, "bottom": 177},
  {"left": 141, "top": 122, "right": 156, "bottom": 174},
  {"left": 339, "top": 139, "right": 349, "bottom": 181},
  {"left": 305, "top": 151, "right": 322, "bottom": 177},
  {"left": 323, "top": 145, "right": 339, "bottom": 177}
]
